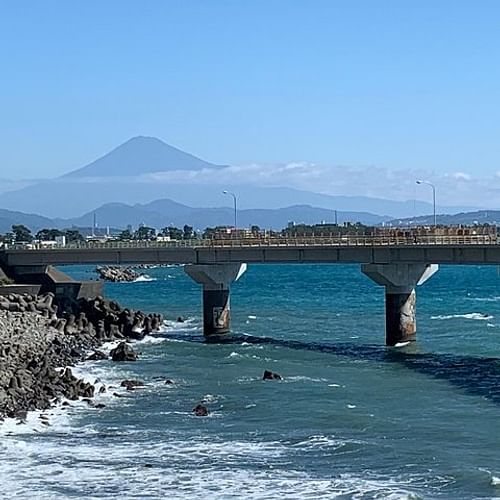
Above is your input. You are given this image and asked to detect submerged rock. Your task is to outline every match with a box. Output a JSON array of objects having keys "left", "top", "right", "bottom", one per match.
[
  {"left": 120, "top": 379, "right": 144, "bottom": 390},
  {"left": 263, "top": 370, "right": 282, "bottom": 381},
  {"left": 192, "top": 404, "right": 209, "bottom": 416}
]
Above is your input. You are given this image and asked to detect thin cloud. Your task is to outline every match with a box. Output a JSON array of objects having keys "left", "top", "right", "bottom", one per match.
[{"left": 42, "top": 163, "right": 500, "bottom": 209}]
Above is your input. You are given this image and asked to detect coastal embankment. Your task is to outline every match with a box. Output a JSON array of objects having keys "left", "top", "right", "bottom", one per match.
[{"left": 0, "top": 292, "right": 163, "bottom": 420}]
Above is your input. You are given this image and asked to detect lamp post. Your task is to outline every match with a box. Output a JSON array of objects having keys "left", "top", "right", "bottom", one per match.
[
  {"left": 223, "top": 190, "right": 237, "bottom": 229},
  {"left": 416, "top": 180, "right": 436, "bottom": 227}
]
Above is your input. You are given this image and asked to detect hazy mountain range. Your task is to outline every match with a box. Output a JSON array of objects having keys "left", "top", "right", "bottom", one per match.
[
  {"left": 0, "top": 201, "right": 390, "bottom": 234},
  {"left": 0, "top": 136, "right": 480, "bottom": 219},
  {"left": 387, "top": 210, "right": 500, "bottom": 227}
]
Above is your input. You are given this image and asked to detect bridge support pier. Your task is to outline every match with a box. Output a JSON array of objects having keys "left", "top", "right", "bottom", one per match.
[
  {"left": 185, "top": 263, "right": 247, "bottom": 336},
  {"left": 362, "top": 263, "right": 438, "bottom": 346}
]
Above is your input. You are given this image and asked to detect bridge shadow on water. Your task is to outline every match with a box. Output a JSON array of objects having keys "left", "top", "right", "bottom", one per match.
[{"left": 163, "top": 331, "right": 500, "bottom": 405}]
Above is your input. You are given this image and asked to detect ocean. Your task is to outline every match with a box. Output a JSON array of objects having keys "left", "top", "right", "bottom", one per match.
[{"left": 1, "top": 263, "right": 499, "bottom": 499}]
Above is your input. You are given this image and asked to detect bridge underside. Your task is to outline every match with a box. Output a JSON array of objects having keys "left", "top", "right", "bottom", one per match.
[
  {"left": 182, "top": 261, "right": 439, "bottom": 345},
  {"left": 2, "top": 243, "right": 500, "bottom": 266},
  {"left": 0, "top": 245, "right": 447, "bottom": 345}
]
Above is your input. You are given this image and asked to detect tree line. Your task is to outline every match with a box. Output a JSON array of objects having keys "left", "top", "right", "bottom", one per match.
[
  {"left": 1, "top": 222, "right": 381, "bottom": 245},
  {"left": 0, "top": 225, "right": 85, "bottom": 244},
  {"left": 0, "top": 224, "right": 199, "bottom": 243}
]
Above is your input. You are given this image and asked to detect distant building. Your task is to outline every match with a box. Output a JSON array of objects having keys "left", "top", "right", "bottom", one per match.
[
  {"left": 156, "top": 235, "right": 171, "bottom": 242},
  {"left": 54, "top": 235, "right": 66, "bottom": 247}
]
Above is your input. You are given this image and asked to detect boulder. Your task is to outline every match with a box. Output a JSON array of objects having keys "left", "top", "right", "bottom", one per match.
[
  {"left": 86, "top": 350, "right": 108, "bottom": 361},
  {"left": 263, "top": 370, "right": 282, "bottom": 381},
  {"left": 110, "top": 342, "right": 138, "bottom": 362},
  {"left": 120, "top": 379, "right": 144, "bottom": 390}
]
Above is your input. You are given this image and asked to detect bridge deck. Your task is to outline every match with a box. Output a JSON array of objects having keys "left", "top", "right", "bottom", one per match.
[{"left": 2, "top": 236, "right": 500, "bottom": 266}]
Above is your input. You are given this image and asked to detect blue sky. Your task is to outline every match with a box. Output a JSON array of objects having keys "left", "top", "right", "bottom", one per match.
[{"left": 1, "top": 0, "right": 500, "bottom": 183}]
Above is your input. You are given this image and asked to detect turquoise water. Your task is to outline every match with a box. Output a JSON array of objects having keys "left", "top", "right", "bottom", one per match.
[{"left": 1, "top": 264, "right": 500, "bottom": 499}]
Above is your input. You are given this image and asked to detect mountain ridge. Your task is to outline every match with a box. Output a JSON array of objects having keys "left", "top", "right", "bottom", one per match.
[
  {"left": 0, "top": 136, "right": 485, "bottom": 218},
  {"left": 0, "top": 200, "right": 390, "bottom": 233},
  {"left": 1, "top": 202, "right": 499, "bottom": 235},
  {"left": 63, "top": 136, "right": 226, "bottom": 178}
]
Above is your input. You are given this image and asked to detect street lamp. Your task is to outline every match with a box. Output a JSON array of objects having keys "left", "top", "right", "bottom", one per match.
[
  {"left": 416, "top": 180, "right": 436, "bottom": 227},
  {"left": 223, "top": 190, "right": 237, "bottom": 229}
]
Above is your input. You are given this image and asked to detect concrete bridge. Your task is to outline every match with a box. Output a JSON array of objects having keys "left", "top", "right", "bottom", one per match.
[{"left": 1, "top": 234, "right": 498, "bottom": 346}]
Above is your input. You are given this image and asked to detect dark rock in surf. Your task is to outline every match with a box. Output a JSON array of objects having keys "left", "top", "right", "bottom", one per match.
[
  {"left": 110, "top": 342, "right": 138, "bottom": 362},
  {"left": 192, "top": 404, "right": 209, "bottom": 416},
  {"left": 120, "top": 379, "right": 144, "bottom": 390},
  {"left": 263, "top": 370, "right": 282, "bottom": 381},
  {"left": 86, "top": 350, "right": 108, "bottom": 361}
]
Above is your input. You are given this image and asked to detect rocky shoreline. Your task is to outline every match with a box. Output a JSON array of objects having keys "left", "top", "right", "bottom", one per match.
[
  {"left": 96, "top": 265, "right": 141, "bottom": 282},
  {"left": 0, "top": 292, "right": 163, "bottom": 420}
]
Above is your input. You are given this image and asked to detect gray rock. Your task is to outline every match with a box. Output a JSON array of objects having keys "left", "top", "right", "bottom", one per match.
[{"left": 110, "top": 342, "right": 138, "bottom": 362}]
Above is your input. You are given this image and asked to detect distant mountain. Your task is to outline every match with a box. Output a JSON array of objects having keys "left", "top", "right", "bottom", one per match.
[
  {"left": 64, "top": 136, "right": 225, "bottom": 177},
  {"left": 0, "top": 177, "right": 480, "bottom": 220},
  {"left": 387, "top": 210, "right": 500, "bottom": 227},
  {"left": 0, "top": 209, "right": 54, "bottom": 233},
  {"left": 2, "top": 200, "right": 498, "bottom": 235},
  {"left": 67, "top": 199, "right": 390, "bottom": 230},
  {"left": 0, "top": 198, "right": 390, "bottom": 234},
  {"left": 0, "top": 136, "right": 484, "bottom": 218}
]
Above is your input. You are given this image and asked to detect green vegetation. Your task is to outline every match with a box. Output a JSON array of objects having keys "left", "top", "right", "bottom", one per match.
[
  {"left": 35, "top": 228, "right": 64, "bottom": 240},
  {"left": 35, "top": 228, "right": 84, "bottom": 243},
  {"left": 65, "top": 229, "right": 85, "bottom": 243},
  {"left": 12, "top": 224, "right": 33, "bottom": 243},
  {"left": 134, "top": 226, "right": 156, "bottom": 241},
  {"left": 117, "top": 229, "right": 133, "bottom": 240}
]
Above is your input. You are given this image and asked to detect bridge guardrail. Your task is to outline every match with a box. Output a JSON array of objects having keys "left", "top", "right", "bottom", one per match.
[{"left": 3, "top": 234, "right": 499, "bottom": 251}]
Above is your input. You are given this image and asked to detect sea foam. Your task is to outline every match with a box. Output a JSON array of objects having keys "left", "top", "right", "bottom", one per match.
[{"left": 430, "top": 313, "right": 493, "bottom": 321}]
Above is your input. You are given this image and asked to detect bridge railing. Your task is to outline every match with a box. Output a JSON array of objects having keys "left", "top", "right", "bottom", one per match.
[{"left": 4, "top": 234, "right": 499, "bottom": 251}]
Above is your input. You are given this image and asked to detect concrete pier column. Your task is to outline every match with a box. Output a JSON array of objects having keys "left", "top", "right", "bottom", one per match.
[
  {"left": 361, "top": 263, "right": 438, "bottom": 346},
  {"left": 185, "top": 263, "right": 247, "bottom": 336}
]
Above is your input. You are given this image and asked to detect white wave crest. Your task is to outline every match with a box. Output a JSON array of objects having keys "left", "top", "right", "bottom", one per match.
[
  {"left": 471, "top": 296, "right": 500, "bottom": 302},
  {"left": 0, "top": 431, "right": 434, "bottom": 499},
  {"left": 430, "top": 313, "right": 493, "bottom": 321},
  {"left": 134, "top": 275, "right": 156, "bottom": 282},
  {"left": 394, "top": 341, "right": 411, "bottom": 347},
  {"left": 285, "top": 376, "right": 329, "bottom": 383}
]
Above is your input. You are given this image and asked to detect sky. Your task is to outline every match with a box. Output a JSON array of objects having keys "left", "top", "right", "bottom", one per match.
[{"left": 1, "top": 1, "right": 500, "bottom": 205}]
